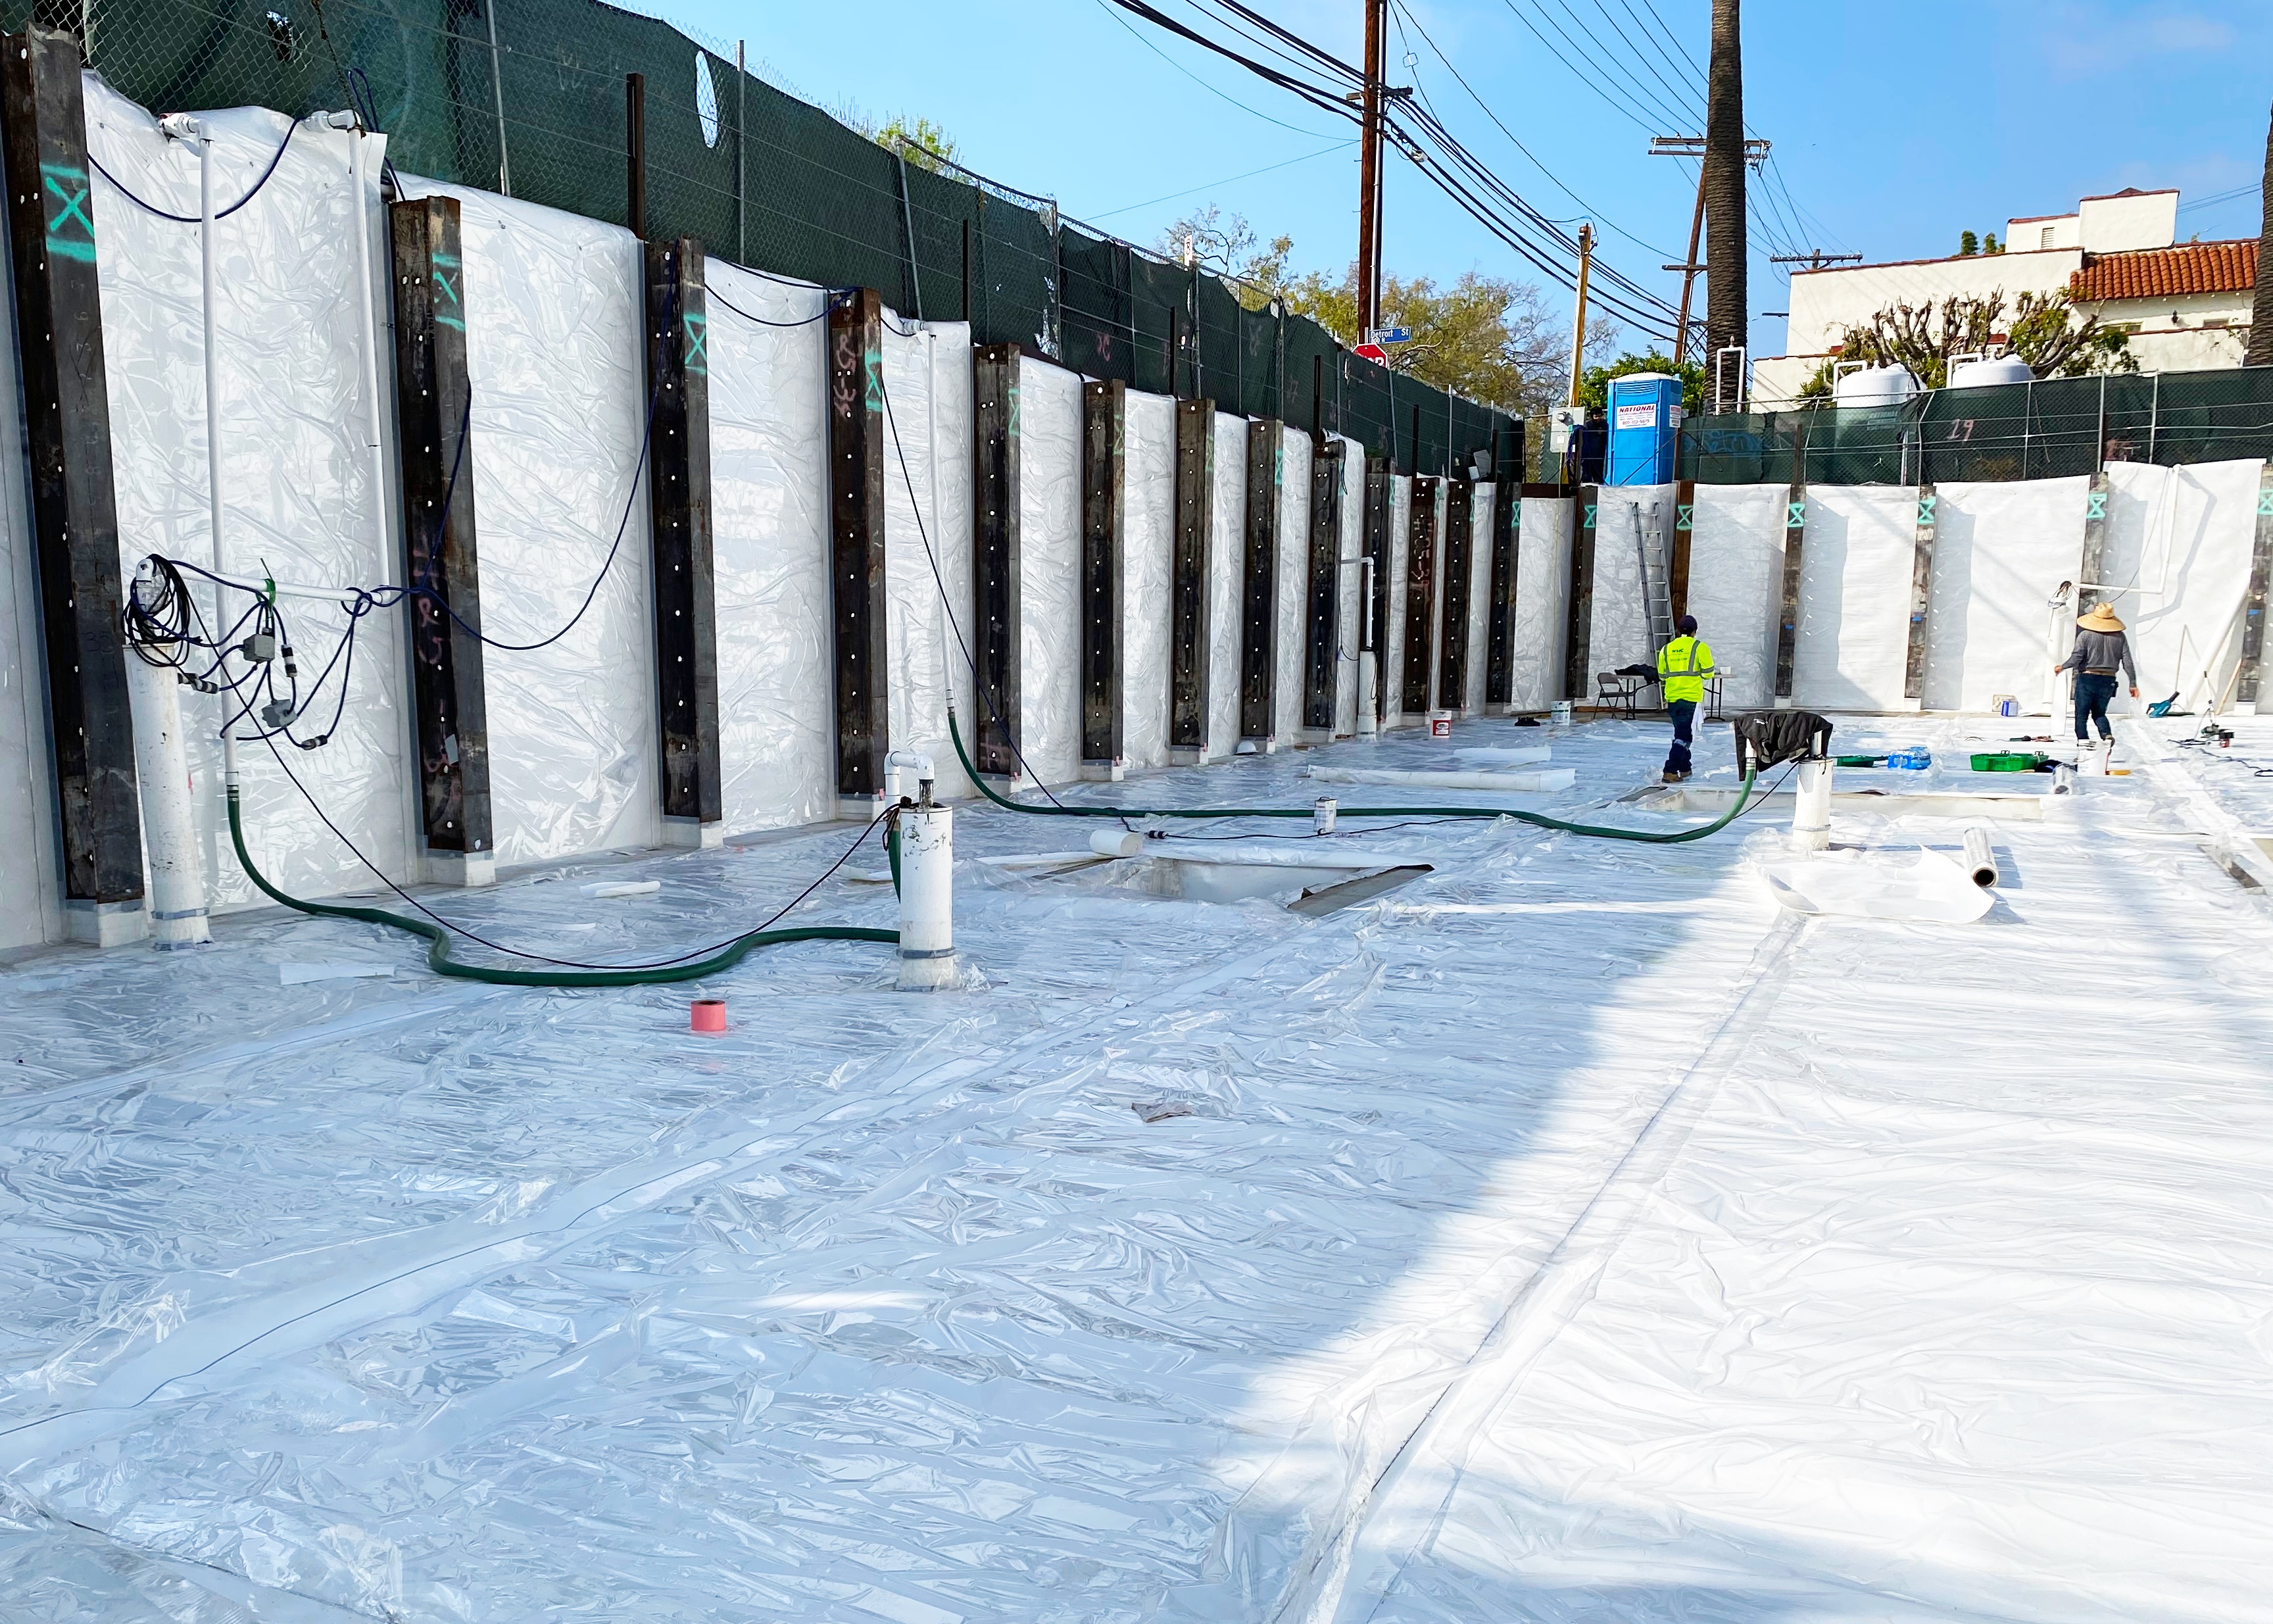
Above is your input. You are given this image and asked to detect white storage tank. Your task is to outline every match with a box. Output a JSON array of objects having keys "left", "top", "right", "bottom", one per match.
[
  {"left": 1947, "top": 354, "right": 2034, "bottom": 389},
  {"left": 1832, "top": 364, "right": 1921, "bottom": 409}
]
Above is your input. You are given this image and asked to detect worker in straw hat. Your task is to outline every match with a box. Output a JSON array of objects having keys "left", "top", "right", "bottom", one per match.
[{"left": 2055, "top": 600, "right": 2139, "bottom": 762}]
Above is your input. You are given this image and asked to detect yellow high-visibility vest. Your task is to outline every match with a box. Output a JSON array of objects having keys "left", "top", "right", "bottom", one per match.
[{"left": 1657, "top": 635, "right": 1715, "bottom": 704}]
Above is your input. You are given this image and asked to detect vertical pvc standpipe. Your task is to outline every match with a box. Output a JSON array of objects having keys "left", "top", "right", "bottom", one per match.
[
  {"left": 125, "top": 566, "right": 212, "bottom": 948},
  {"left": 1790, "top": 756, "right": 1834, "bottom": 853},
  {"left": 891, "top": 754, "right": 956, "bottom": 991},
  {"left": 158, "top": 116, "right": 226, "bottom": 594},
  {"left": 1356, "top": 556, "right": 1378, "bottom": 735}
]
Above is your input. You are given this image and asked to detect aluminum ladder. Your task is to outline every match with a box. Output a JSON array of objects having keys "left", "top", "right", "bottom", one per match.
[{"left": 1634, "top": 501, "right": 1674, "bottom": 654}]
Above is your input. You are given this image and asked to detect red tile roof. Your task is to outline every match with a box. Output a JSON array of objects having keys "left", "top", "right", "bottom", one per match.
[{"left": 2071, "top": 239, "right": 2257, "bottom": 301}]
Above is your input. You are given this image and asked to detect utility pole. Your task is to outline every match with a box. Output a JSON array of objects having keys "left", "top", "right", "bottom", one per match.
[
  {"left": 1568, "top": 223, "right": 1593, "bottom": 405},
  {"left": 1703, "top": 0, "right": 1746, "bottom": 370},
  {"left": 1771, "top": 250, "right": 1861, "bottom": 272},
  {"left": 1355, "top": 0, "right": 1386, "bottom": 338},
  {"left": 1652, "top": 134, "right": 1767, "bottom": 363}
]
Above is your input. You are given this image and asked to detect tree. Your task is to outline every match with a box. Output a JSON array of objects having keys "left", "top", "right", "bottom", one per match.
[
  {"left": 841, "top": 110, "right": 960, "bottom": 174},
  {"left": 1579, "top": 351, "right": 1707, "bottom": 416},
  {"left": 1158, "top": 207, "right": 1292, "bottom": 307},
  {"left": 1983, "top": 232, "right": 2002, "bottom": 255},
  {"left": 2247, "top": 98, "right": 2273, "bottom": 368},
  {"left": 1957, "top": 230, "right": 1980, "bottom": 257},
  {"left": 1703, "top": 0, "right": 1746, "bottom": 366},
  {"left": 1797, "top": 289, "right": 2134, "bottom": 397}
]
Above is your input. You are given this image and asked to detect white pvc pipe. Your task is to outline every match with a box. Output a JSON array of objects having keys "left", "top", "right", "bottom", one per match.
[
  {"left": 339, "top": 115, "right": 389, "bottom": 568},
  {"left": 195, "top": 125, "right": 222, "bottom": 581},
  {"left": 1356, "top": 651, "right": 1378, "bottom": 735},
  {"left": 895, "top": 804, "right": 956, "bottom": 991},
  {"left": 1790, "top": 758, "right": 1833, "bottom": 852},
  {"left": 124, "top": 642, "right": 211, "bottom": 948}
]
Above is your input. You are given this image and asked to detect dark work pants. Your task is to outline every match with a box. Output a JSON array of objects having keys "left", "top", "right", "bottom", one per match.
[
  {"left": 1667, "top": 699, "right": 1697, "bottom": 775},
  {"left": 2074, "top": 672, "right": 2118, "bottom": 741}
]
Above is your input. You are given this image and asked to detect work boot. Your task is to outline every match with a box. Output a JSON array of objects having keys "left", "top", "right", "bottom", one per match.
[{"left": 1662, "top": 768, "right": 1689, "bottom": 783}]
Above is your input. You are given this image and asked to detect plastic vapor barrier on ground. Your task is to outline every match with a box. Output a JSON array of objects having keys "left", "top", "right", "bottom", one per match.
[
  {"left": 1124, "top": 393, "right": 1177, "bottom": 769},
  {"left": 1018, "top": 357, "right": 1083, "bottom": 785},
  {"left": 93, "top": 86, "right": 412, "bottom": 908},
  {"left": 1684, "top": 485, "right": 1785, "bottom": 712},
  {"left": 2104, "top": 458, "right": 2264, "bottom": 711},
  {"left": 1793, "top": 485, "right": 1916, "bottom": 711},
  {"left": 1924, "top": 476, "right": 2091, "bottom": 714},
  {"left": 1509, "top": 495, "right": 1574, "bottom": 714},
  {"left": 881, "top": 318, "right": 977, "bottom": 801},
  {"left": 1208, "top": 410, "right": 1249, "bottom": 756},
  {"left": 707, "top": 265, "right": 837, "bottom": 835},
  {"left": 425, "top": 176, "right": 660, "bottom": 864}
]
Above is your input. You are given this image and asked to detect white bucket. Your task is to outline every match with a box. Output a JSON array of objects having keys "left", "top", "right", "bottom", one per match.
[
  {"left": 1550, "top": 701, "right": 1574, "bottom": 727},
  {"left": 1428, "top": 710, "right": 1453, "bottom": 738},
  {"left": 1993, "top": 694, "right": 2018, "bottom": 717}
]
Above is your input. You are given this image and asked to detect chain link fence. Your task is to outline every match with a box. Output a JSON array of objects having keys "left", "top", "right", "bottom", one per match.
[
  {"left": 1680, "top": 366, "right": 2273, "bottom": 486},
  {"left": 34, "top": 0, "right": 1519, "bottom": 473}
]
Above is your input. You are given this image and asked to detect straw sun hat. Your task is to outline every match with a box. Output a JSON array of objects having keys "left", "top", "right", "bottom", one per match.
[{"left": 2078, "top": 603, "right": 2125, "bottom": 633}]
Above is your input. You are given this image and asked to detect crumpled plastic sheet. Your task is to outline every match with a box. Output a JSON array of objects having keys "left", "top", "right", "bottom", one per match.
[
  {"left": 1925, "top": 476, "right": 2090, "bottom": 714},
  {"left": 1509, "top": 496, "right": 1572, "bottom": 713},
  {"left": 1207, "top": 411, "right": 1248, "bottom": 757},
  {"left": 1334, "top": 440, "right": 1364, "bottom": 737},
  {"left": 8, "top": 716, "right": 2273, "bottom": 1621},
  {"left": 414, "top": 175, "right": 660, "bottom": 864},
  {"left": 1462, "top": 485, "right": 1494, "bottom": 714},
  {"left": 881, "top": 316, "right": 978, "bottom": 801},
  {"left": 1793, "top": 485, "right": 1915, "bottom": 711},
  {"left": 706, "top": 264, "right": 837, "bottom": 834},
  {"left": 1273, "top": 428, "right": 1311, "bottom": 743},
  {"left": 1684, "top": 485, "right": 1785, "bottom": 712},
  {"left": 1123, "top": 393, "right": 1177, "bottom": 769},
  {"left": 1018, "top": 358, "right": 1083, "bottom": 785},
  {"left": 0, "top": 203, "right": 55, "bottom": 950},
  {"left": 89, "top": 86, "right": 414, "bottom": 910},
  {"left": 1586, "top": 485, "right": 1675, "bottom": 677},
  {"left": 2103, "top": 458, "right": 2264, "bottom": 711},
  {"left": 1382, "top": 474, "right": 1413, "bottom": 725}
]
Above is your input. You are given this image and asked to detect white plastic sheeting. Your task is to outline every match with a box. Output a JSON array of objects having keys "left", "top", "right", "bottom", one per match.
[
  {"left": 1684, "top": 485, "right": 1785, "bottom": 712},
  {"left": 11, "top": 719, "right": 2273, "bottom": 1621},
  {"left": 1018, "top": 358, "right": 1083, "bottom": 785},
  {"left": 1334, "top": 441, "right": 1364, "bottom": 737},
  {"left": 91, "top": 88, "right": 412, "bottom": 908},
  {"left": 1926, "top": 477, "right": 2090, "bottom": 713},
  {"left": 1587, "top": 485, "right": 1675, "bottom": 679},
  {"left": 1382, "top": 474, "right": 1413, "bottom": 726},
  {"left": 1274, "top": 428, "right": 1311, "bottom": 742},
  {"left": 1207, "top": 411, "right": 1248, "bottom": 757},
  {"left": 0, "top": 178, "right": 55, "bottom": 950},
  {"left": 881, "top": 318, "right": 977, "bottom": 801},
  {"left": 1463, "top": 485, "right": 1494, "bottom": 714},
  {"left": 1124, "top": 392, "right": 1177, "bottom": 768},
  {"left": 1421, "top": 479, "right": 1446, "bottom": 712},
  {"left": 706, "top": 266, "right": 835, "bottom": 833},
  {"left": 2102, "top": 458, "right": 2264, "bottom": 712},
  {"left": 424, "top": 177, "right": 660, "bottom": 864},
  {"left": 1509, "top": 495, "right": 1573, "bottom": 713},
  {"left": 1792, "top": 485, "right": 1915, "bottom": 711}
]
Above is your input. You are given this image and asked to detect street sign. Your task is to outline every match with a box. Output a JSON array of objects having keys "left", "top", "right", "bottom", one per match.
[
  {"left": 1368, "top": 326, "right": 1411, "bottom": 345},
  {"left": 1354, "top": 342, "right": 1388, "bottom": 363}
]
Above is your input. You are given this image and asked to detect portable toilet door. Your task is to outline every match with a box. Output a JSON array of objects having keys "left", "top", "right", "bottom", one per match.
[{"left": 1607, "top": 372, "right": 1681, "bottom": 485}]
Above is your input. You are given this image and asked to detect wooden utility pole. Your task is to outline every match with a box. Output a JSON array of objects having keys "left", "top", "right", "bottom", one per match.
[
  {"left": 2248, "top": 97, "right": 2273, "bottom": 368},
  {"left": 1654, "top": 135, "right": 1769, "bottom": 364},
  {"left": 1356, "top": 0, "right": 1386, "bottom": 338},
  {"left": 1567, "top": 222, "right": 1594, "bottom": 406},
  {"left": 1703, "top": 0, "right": 1746, "bottom": 362}
]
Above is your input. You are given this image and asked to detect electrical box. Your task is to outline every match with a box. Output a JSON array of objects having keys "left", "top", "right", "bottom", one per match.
[{"left": 1606, "top": 372, "right": 1681, "bottom": 485}]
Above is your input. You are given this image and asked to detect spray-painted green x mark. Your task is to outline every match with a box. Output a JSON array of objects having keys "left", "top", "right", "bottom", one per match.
[
  {"left": 682, "top": 312, "right": 708, "bottom": 375},
  {"left": 2086, "top": 490, "right": 2107, "bottom": 522},
  {"left": 1787, "top": 499, "right": 1807, "bottom": 528},
  {"left": 864, "top": 346, "right": 882, "bottom": 412},
  {"left": 41, "top": 163, "right": 94, "bottom": 262},
  {"left": 2258, "top": 489, "right": 2273, "bottom": 518},
  {"left": 1582, "top": 503, "right": 1597, "bottom": 528},
  {"left": 1676, "top": 502, "right": 1694, "bottom": 531},
  {"left": 1917, "top": 493, "right": 1937, "bottom": 527},
  {"left": 431, "top": 252, "right": 464, "bottom": 332}
]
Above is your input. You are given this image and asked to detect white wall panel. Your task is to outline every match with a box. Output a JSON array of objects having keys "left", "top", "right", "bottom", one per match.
[
  {"left": 1588, "top": 484, "right": 1676, "bottom": 682},
  {"left": 1926, "top": 477, "right": 2089, "bottom": 714},
  {"left": 1511, "top": 496, "right": 1572, "bottom": 712},
  {"left": 1383, "top": 474, "right": 1412, "bottom": 726},
  {"left": 1123, "top": 391, "right": 1175, "bottom": 769},
  {"left": 93, "top": 88, "right": 410, "bottom": 910},
  {"left": 1792, "top": 486, "right": 1915, "bottom": 710},
  {"left": 1206, "top": 412, "right": 1246, "bottom": 758},
  {"left": 1273, "top": 428, "right": 1309, "bottom": 743},
  {"left": 1685, "top": 485, "right": 1786, "bottom": 714},
  {"left": 2103, "top": 458, "right": 2265, "bottom": 713},
  {"left": 0, "top": 166, "right": 55, "bottom": 948},
  {"left": 1334, "top": 440, "right": 1363, "bottom": 736},
  {"left": 1464, "top": 485, "right": 1494, "bottom": 714},
  {"left": 1019, "top": 358, "right": 1082, "bottom": 786},
  {"left": 706, "top": 265, "right": 833, "bottom": 835},
  {"left": 1423, "top": 478, "right": 1446, "bottom": 712},
  {"left": 881, "top": 318, "right": 976, "bottom": 800}
]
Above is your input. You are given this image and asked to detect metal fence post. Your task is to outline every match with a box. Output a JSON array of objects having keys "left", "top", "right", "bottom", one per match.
[
  {"left": 486, "top": 0, "right": 511, "bottom": 196},
  {"left": 734, "top": 40, "right": 745, "bottom": 265},
  {"left": 2021, "top": 378, "right": 2034, "bottom": 481},
  {"left": 2148, "top": 372, "right": 2161, "bottom": 464},
  {"left": 2095, "top": 372, "right": 2107, "bottom": 470}
]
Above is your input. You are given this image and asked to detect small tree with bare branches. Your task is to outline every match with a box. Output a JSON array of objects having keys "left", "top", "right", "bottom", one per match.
[{"left": 1801, "top": 289, "right": 2134, "bottom": 397}]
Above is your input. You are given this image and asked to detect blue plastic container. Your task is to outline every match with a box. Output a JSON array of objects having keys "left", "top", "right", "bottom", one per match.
[
  {"left": 1606, "top": 373, "right": 1682, "bottom": 485},
  {"left": 1886, "top": 747, "right": 1933, "bottom": 771}
]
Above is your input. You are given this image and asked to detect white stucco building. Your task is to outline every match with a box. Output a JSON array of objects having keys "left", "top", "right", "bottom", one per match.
[{"left": 1751, "top": 188, "right": 2259, "bottom": 406}]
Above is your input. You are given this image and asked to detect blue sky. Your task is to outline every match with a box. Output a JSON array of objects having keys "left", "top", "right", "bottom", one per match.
[{"left": 654, "top": 1, "right": 2272, "bottom": 362}]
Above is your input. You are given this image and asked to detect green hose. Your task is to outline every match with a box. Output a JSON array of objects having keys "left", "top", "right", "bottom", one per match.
[
  {"left": 946, "top": 711, "right": 1759, "bottom": 845},
  {"left": 228, "top": 786, "right": 894, "bottom": 987}
]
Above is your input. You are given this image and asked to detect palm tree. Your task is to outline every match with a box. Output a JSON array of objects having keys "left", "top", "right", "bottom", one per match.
[
  {"left": 1703, "top": 0, "right": 1747, "bottom": 405},
  {"left": 2247, "top": 99, "right": 2273, "bottom": 368}
]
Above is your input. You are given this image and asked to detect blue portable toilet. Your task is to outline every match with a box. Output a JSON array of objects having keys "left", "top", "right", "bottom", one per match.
[{"left": 1605, "top": 372, "right": 1682, "bottom": 485}]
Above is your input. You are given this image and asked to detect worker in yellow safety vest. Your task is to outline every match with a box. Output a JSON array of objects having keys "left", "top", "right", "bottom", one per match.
[{"left": 1656, "top": 615, "right": 1715, "bottom": 783}]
